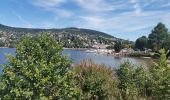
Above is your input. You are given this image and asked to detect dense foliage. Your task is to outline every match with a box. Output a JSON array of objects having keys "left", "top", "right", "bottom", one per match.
[
  {"left": 117, "top": 50, "right": 170, "bottom": 100},
  {"left": 135, "top": 36, "right": 148, "bottom": 50},
  {"left": 148, "top": 23, "right": 169, "bottom": 51},
  {"left": 150, "top": 49, "right": 170, "bottom": 99},
  {"left": 135, "top": 22, "right": 170, "bottom": 52},
  {"left": 129, "top": 52, "right": 152, "bottom": 57},
  {"left": 107, "top": 40, "right": 133, "bottom": 51},
  {"left": 117, "top": 62, "right": 151, "bottom": 99},
  {"left": 114, "top": 41, "right": 122, "bottom": 52},
  {"left": 0, "top": 34, "right": 80, "bottom": 99},
  {"left": 163, "top": 35, "right": 170, "bottom": 50},
  {"left": 73, "top": 61, "right": 119, "bottom": 99}
]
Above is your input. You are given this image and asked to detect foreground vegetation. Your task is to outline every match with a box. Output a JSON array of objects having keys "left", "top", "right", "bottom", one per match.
[{"left": 0, "top": 34, "right": 169, "bottom": 99}]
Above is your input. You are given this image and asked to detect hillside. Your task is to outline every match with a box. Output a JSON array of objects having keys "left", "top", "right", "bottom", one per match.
[{"left": 0, "top": 24, "right": 126, "bottom": 48}]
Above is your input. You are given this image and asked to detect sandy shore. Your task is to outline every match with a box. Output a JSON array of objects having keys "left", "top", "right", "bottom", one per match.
[
  {"left": 141, "top": 57, "right": 152, "bottom": 59},
  {"left": 64, "top": 48, "right": 88, "bottom": 51}
]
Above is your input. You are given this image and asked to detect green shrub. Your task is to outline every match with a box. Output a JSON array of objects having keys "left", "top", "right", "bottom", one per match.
[
  {"left": 116, "top": 62, "right": 139, "bottom": 100},
  {"left": 129, "top": 52, "right": 152, "bottom": 57},
  {"left": 150, "top": 49, "right": 170, "bottom": 99},
  {"left": 134, "top": 67, "right": 152, "bottom": 99},
  {"left": 73, "top": 60, "right": 119, "bottom": 100},
  {"left": 0, "top": 34, "right": 81, "bottom": 99},
  {"left": 117, "top": 62, "right": 152, "bottom": 100}
]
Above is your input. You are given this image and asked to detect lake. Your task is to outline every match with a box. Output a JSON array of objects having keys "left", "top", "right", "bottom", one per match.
[{"left": 0, "top": 48, "right": 152, "bottom": 72}]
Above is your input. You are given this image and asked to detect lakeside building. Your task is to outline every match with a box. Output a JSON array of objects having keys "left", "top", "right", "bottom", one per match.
[{"left": 92, "top": 44, "right": 109, "bottom": 49}]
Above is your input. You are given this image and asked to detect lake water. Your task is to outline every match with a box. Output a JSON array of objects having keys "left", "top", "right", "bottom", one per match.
[{"left": 0, "top": 48, "right": 152, "bottom": 72}]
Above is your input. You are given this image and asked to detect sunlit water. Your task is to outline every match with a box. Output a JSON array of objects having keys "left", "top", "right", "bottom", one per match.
[{"left": 0, "top": 48, "right": 152, "bottom": 73}]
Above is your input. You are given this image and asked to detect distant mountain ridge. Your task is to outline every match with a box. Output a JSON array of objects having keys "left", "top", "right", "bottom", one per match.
[
  {"left": 0, "top": 24, "right": 127, "bottom": 48},
  {"left": 0, "top": 24, "right": 114, "bottom": 38}
]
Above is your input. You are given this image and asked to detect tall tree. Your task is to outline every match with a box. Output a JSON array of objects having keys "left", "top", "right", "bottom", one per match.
[
  {"left": 148, "top": 22, "right": 168, "bottom": 51},
  {"left": 163, "top": 34, "right": 170, "bottom": 51},
  {"left": 114, "top": 41, "right": 122, "bottom": 52},
  {"left": 135, "top": 36, "right": 148, "bottom": 50}
]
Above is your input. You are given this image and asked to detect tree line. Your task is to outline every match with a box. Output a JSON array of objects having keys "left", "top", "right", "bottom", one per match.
[{"left": 135, "top": 22, "right": 170, "bottom": 51}]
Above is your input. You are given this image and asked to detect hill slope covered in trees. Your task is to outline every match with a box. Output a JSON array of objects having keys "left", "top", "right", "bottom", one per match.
[{"left": 0, "top": 24, "right": 128, "bottom": 48}]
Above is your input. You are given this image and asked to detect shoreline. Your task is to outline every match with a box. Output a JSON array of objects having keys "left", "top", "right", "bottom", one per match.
[
  {"left": 1, "top": 47, "right": 170, "bottom": 63},
  {"left": 0, "top": 47, "right": 10, "bottom": 48},
  {"left": 63, "top": 48, "right": 88, "bottom": 51}
]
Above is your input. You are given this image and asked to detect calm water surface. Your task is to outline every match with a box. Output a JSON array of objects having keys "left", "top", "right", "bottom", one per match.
[{"left": 0, "top": 48, "right": 152, "bottom": 72}]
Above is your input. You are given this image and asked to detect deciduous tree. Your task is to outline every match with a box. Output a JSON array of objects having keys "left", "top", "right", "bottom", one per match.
[
  {"left": 114, "top": 41, "right": 122, "bottom": 52},
  {"left": 0, "top": 34, "right": 80, "bottom": 99},
  {"left": 135, "top": 36, "right": 148, "bottom": 50}
]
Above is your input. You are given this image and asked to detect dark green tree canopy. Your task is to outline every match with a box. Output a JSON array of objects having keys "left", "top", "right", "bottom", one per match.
[
  {"left": 148, "top": 22, "right": 169, "bottom": 51},
  {"left": 163, "top": 35, "right": 170, "bottom": 51},
  {"left": 135, "top": 36, "right": 148, "bottom": 50},
  {"left": 114, "top": 41, "right": 122, "bottom": 52}
]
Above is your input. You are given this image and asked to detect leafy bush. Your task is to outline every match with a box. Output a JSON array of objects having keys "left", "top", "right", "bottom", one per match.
[
  {"left": 134, "top": 67, "right": 152, "bottom": 99},
  {"left": 116, "top": 62, "right": 139, "bottom": 99},
  {"left": 129, "top": 52, "right": 152, "bottom": 57},
  {"left": 114, "top": 41, "right": 122, "bottom": 52},
  {"left": 150, "top": 49, "right": 170, "bottom": 99},
  {"left": 117, "top": 49, "right": 170, "bottom": 100},
  {"left": 0, "top": 34, "right": 81, "bottom": 99},
  {"left": 117, "top": 62, "right": 152, "bottom": 100},
  {"left": 73, "top": 60, "right": 119, "bottom": 100}
]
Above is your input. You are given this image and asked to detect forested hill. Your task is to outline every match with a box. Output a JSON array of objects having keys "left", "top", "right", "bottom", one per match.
[{"left": 0, "top": 24, "right": 127, "bottom": 48}]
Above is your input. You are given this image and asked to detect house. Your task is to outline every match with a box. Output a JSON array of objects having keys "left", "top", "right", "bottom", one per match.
[{"left": 92, "top": 44, "right": 109, "bottom": 49}]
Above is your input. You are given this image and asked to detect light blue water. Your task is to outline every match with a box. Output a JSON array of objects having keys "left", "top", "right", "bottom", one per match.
[{"left": 0, "top": 48, "right": 150, "bottom": 72}]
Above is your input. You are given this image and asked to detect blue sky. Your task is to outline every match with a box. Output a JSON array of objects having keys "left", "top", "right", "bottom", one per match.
[{"left": 0, "top": 0, "right": 170, "bottom": 41}]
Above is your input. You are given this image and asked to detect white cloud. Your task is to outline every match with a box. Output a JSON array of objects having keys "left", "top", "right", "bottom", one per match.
[
  {"left": 134, "top": 3, "right": 141, "bottom": 15},
  {"left": 79, "top": 10, "right": 170, "bottom": 34},
  {"left": 75, "top": 0, "right": 170, "bottom": 36},
  {"left": 129, "top": 0, "right": 142, "bottom": 15},
  {"left": 31, "top": 0, "right": 74, "bottom": 18},
  {"left": 130, "top": 0, "right": 137, "bottom": 3},
  {"left": 33, "top": 0, "right": 66, "bottom": 8},
  {"left": 28, "top": 0, "right": 170, "bottom": 40},
  {"left": 75, "top": 0, "right": 112, "bottom": 11},
  {"left": 74, "top": 0, "right": 127, "bottom": 12},
  {"left": 162, "top": 2, "right": 170, "bottom": 7},
  {"left": 80, "top": 16, "right": 104, "bottom": 27}
]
